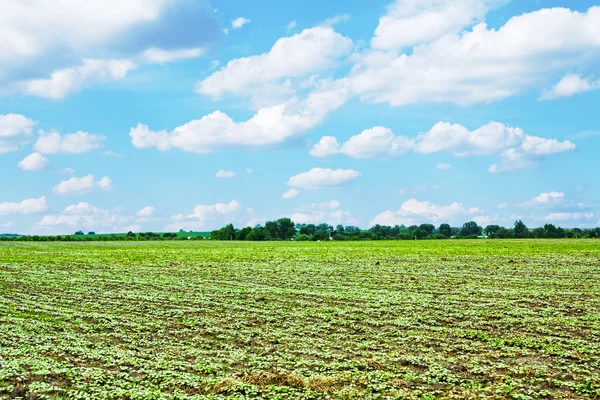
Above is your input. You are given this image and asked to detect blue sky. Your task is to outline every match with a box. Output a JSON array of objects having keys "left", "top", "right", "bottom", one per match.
[{"left": 1, "top": 0, "right": 600, "bottom": 234}]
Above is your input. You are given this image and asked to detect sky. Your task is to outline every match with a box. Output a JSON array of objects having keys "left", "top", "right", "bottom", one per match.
[{"left": 1, "top": 0, "right": 600, "bottom": 235}]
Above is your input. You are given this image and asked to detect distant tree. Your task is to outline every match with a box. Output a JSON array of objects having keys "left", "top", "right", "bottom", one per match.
[
  {"left": 484, "top": 225, "right": 501, "bottom": 237},
  {"left": 493, "top": 228, "right": 513, "bottom": 239},
  {"left": 277, "top": 218, "right": 296, "bottom": 240},
  {"left": 419, "top": 224, "right": 435, "bottom": 236},
  {"left": 439, "top": 223, "right": 452, "bottom": 238},
  {"left": 236, "top": 227, "right": 253, "bottom": 241},
  {"left": 74, "top": 231, "right": 84, "bottom": 235},
  {"left": 531, "top": 227, "right": 546, "bottom": 238},
  {"left": 459, "top": 221, "right": 482, "bottom": 237},
  {"left": 264, "top": 221, "right": 280, "bottom": 240},
  {"left": 413, "top": 229, "right": 428, "bottom": 240},
  {"left": 513, "top": 220, "right": 529, "bottom": 238},
  {"left": 313, "top": 229, "right": 329, "bottom": 241},
  {"left": 126, "top": 231, "right": 136, "bottom": 238},
  {"left": 88, "top": 231, "right": 96, "bottom": 235}
]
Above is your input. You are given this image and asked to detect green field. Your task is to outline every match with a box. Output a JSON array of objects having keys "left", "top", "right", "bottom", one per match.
[{"left": 1, "top": 240, "right": 599, "bottom": 399}]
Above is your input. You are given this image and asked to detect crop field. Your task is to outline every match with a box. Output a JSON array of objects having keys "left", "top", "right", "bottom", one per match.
[{"left": 1, "top": 240, "right": 599, "bottom": 399}]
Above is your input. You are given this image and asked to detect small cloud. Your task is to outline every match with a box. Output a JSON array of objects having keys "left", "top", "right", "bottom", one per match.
[
  {"left": 52, "top": 175, "right": 112, "bottom": 195},
  {"left": 232, "top": 17, "right": 251, "bottom": 29},
  {"left": 216, "top": 170, "right": 236, "bottom": 179},
  {"left": 287, "top": 20, "right": 297, "bottom": 31},
  {"left": 18, "top": 152, "right": 50, "bottom": 172},
  {"left": 540, "top": 74, "right": 600, "bottom": 101},
  {"left": 436, "top": 163, "right": 451, "bottom": 170},
  {"left": 320, "top": 13, "right": 350, "bottom": 27},
  {"left": 60, "top": 167, "right": 75, "bottom": 175},
  {"left": 137, "top": 206, "right": 155, "bottom": 217},
  {"left": 245, "top": 168, "right": 254, "bottom": 175},
  {"left": 282, "top": 189, "right": 299, "bottom": 199},
  {"left": 209, "top": 60, "right": 220, "bottom": 70},
  {"left": 101, "top": 151, "right": 122, "bottom": 158}
]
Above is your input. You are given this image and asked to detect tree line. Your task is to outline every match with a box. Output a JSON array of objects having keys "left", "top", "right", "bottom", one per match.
[
  {"left": 1, "top": 219, "right": 598, "bottom": 242},
  {"left": 211, "top": 219, "right": 599, "bottom": 241}
]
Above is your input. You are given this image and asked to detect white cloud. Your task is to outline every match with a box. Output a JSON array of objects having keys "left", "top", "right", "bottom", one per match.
[
  {"left": 352, "top": 6, "right": 600, "bottom": 106},
  {"left": 288, "top": 168, "right": 360, "bottom": 190},
  {"left": 287, "top": 21, "right": 297, "bottom": 31},
  {"left": 320, "top": 14, "right": 351, "bottom": 28},
  {"left": 370, "top": 199, "right": 479, "bottom": 226},
  {"left": 291, "top": 200, "right": 359, "bottom": 226},
  {"left": 140, "top": 47, "right": 205, "bottom": 64},
  {"left": 0, "top": 0, "right": 217, "bottom": 97},
  {"left": 22, "top": 58, "right": 137, "bottom": 100},
  {"left": 0, "top": 196, "right": 47, "bottom": 215},
  {"left": 372, "top": 0, "right": 501, "bottom": 50},
  {"left": 131, "top": 78, "right": 350, "bottom": 153},
  {"left": 17, "top": 152, "right": 50, "bottom": 172},
  {"left": 137, "top": 206, "right": 155, "bottom": 217},
  {"left": 52, "top": 175, "right": 113, "bottom": 195},
  {"left": 164, "top": 200, "right": 242, "bottom": 231},
  {"left": 34, "top": 130, "right": 105, "bottom": 154},
  {"left": 14, "top": 47, "right": 205, "bottom": 99},
  {"left": 96, "top": 177, "right": 113, "bottom": 191},
  {"left": 35, "top": 202, "right": 137, "bottom": 234},
  {"left": 436, "top": 163, "right": 451, "bottom": 170},
  {"left": 0, "top": 222, "right": 15, "bottom": 230},
  {"left": 312, "top": 121, "right": 575, "bottom": 172},
  {"left": 282, "top": 189, "right": 299, "bottom": 199},
  {"left": 195, "top": 27, "right": 352, "bottom": 98},
  {"left": 0, "top": 0, "right": 173, "bottom": 61},
  {"left": 245, "top": 168, "right": 254, "bottom": 175},
  {"left": 0, "top": 113, "right": 36, "bottom": 153},
  {"left": 540, "top": 74, "right": 600, "bottom": 100},
  {"left": 473, "top": 215, "right": 496, "bottom": 227},
  {"left": 232, "top": 17, "right": 251, "bottom": 29},
  {"left": 60, "top": 167, "right": 75, "bottom": 175},
  {"left": 524, "top": 192, "right": 565, "bottom": 206},
  {"left": 216, "top": 170, "right": 236, "bottom": 179},
  {"left": 542, "top": 212, "right": 595, "bottom": 222},
  {"left": 310, "top": 127, "right": 413, "bottom": 158}
]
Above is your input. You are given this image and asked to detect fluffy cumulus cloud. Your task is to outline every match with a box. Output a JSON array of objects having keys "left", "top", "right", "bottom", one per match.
[
  {"left": 35, "top": 202, "right": 139, "bottom": 234},
  {"left": 352, "top": 6, "right": 600, "bottom": 106},
  {"left": 0, "top": 0, "right": 216, "bottom": 98},
  {"left": 522, "top": 192, "right": 565, "bottom": 207},
  {"left": 540, "top": 74, "right": 600, "bottom": 100},
  {"left": 310, "top": 127, "right": 413, "bottom": 158},
  {"left": 0, "top": 113, "right": 36, "bottom": 153},
  {"left": 131, "top": 78, "right": 350, "bottom": 153},
  {"left": 542, "top": 212, "right": 595, "bottom": 223},
  {"left": 370, "top": 199, "right": 481, "bottom": 226},
  {"left": 312, "top": 121, "right": 575, "bottom": 172},
  {"left": 290, "top": 200, "right": 360, "bottom": 226},
  {"left": 288, "top": 168, "right": 360, "bottom": 190},
  {"left": 195, "top": 27, "right": 353, "bottom": 99},
  {"left": 216, "top": 170, "right": 235, "bottom": 178},
  {"left": 282, "top": 189, "right": 299, "bottom": 199},
  {"left": 164, "top": 200, "right": 242, "bottom": 231},
  {"left": 0, "top": 196, "right": 48, "bottom": 215},
  {"left": 22, "top": 59, "right": 136, "bottom": 100},
  {"left": 17, "top": 152, "right": 50, "bottom": 171},
  {"left": 52, "top": 175, "right": 113, "bottom": 195},
  {"left": 372, "top": 0, "right": 501, "bottom": 50},
  {"left": 232, "top": 17, "right": 251, "bottom": 29},
  {"left": 34, "top": 130, "right": 105, "bottom": 154},
  {"left": 137, "top": 206, "right": 155, "bottom": 217}
]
